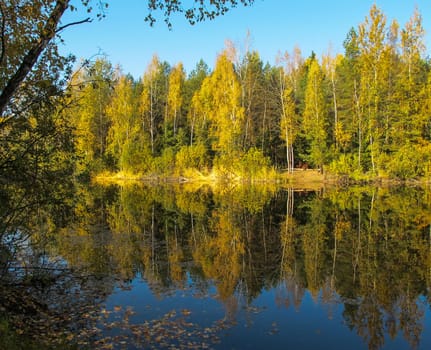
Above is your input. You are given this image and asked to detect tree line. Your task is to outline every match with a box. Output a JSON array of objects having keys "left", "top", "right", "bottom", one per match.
[
  {"left": 67, "top": 5, "right": 431, "bottom": 181},
  {"left": 0, "top": 0, "right": 256, "bottom": 189}
]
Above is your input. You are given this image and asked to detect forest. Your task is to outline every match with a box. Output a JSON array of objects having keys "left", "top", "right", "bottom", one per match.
[
  {"left": 64, "top": 5, "right": 431, "bottom": 182},
  {"left": 3, "top": 3, "right": 431, "bottom": 348}
]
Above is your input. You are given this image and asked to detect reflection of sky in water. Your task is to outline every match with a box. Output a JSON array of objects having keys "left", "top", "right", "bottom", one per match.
[{"left": 103, "top": 274, "right": 431, "bottom": 349}]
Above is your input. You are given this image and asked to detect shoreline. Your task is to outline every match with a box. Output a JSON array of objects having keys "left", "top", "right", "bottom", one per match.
[{"left": 93, "top": 169, "right": 431, "bottom": 189}]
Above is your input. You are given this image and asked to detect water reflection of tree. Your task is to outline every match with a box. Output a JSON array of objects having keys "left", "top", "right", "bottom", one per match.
[
  {"left": 329, "top": 187, "right": 430, "bottom": 350},
  {"left": 278, "top": 188, "right": 306, "bottom": 310},
  {"left": 0, "top": 177, "right": 117, "bottom": 348},
  {"left": 53, "top": 183, "right": 431, "bottom": 350}
]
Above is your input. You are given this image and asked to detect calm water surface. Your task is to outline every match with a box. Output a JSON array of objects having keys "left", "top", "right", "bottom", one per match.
[{"left": 2, "top": 183, "right": 431, "bottom": 349}]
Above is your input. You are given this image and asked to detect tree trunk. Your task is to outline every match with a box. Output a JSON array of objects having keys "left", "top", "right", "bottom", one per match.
[{"left": 0, "top": 0, "right": 70, "bottom": 116}]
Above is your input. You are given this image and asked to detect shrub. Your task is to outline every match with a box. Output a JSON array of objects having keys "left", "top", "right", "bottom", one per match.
[
  {"left": 175, "top": 144, "right": 209, "bottom": 174},
  {"left": 328, "top": 153, "right": 362, "bottom": 179},
  {"left": 154, "top": 147, "right": 176, "bottom": 175},
  {"left": 385, "top": 143, "right": 431, "bottom": 180}
]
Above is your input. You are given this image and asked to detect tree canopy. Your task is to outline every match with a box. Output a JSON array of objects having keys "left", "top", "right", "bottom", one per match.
[
  {"left": 1, "top": 2, "right": 431, "bottom": 182},
  {"left": 0, "top": 0, "right": 254, "bottom": 117}
]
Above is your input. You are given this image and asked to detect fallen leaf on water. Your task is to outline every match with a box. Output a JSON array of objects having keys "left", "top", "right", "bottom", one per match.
[
  {"left": 181, "top": 309, "right": 192, "bottom": 316},
  {"left": 124, "top": 307, "right": 135, "bottom": 316}
]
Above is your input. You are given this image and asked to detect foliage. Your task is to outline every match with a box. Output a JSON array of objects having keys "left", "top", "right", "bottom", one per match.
[
  {"left": 302, "top": 58, "right": 328, "bottom": 171},
  {"left": 144, "top": 0, "right": 255, "bottom": 28},
  {"left": 166, "top": 62, "right": 185, "bottom": 138},
  {"left": 238, "top": 147, "right": 274, "bottom": 180},
  {"left": 67, "top": 58, "right": 115, "bottom": 175},
  {"left": 153, "top": 147, "right": 176, "bottom": 175},
  {"left": 0, "top": 0, "right": 257, "bottom": 192},
  {"left": 0, "top": 1, "right": 86, "bottom": 187},
  {"left": 61, "top": 4, "right": 431, "bottom": 183},
  {"left": 2, "top": 2, "right": 431, "bottom": 184},
  {"left": 383, "top": 142, "right": 431, "bottom": 180},
  {"left": 175, "top": 143, "right": 209, "bottom": 174},
  {"left": 328, "top": 154, "right": 363, "bottom": 179},
  {"left": 195, "top": 51, "right": 245, "bottom": 155}
]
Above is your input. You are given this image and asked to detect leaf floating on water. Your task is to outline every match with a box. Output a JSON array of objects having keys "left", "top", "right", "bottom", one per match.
[
  {"left": 155, "top": 335, "right": 163, "bottom": 342},
  {"left": 181, "top": 309, "right": 192, "bottom": 316},
  {"left": 124, "top": 306, "right": 136, "bottom": 316},
  {"left": 165, "top": 310, "right": 177, "bottom": 319}
]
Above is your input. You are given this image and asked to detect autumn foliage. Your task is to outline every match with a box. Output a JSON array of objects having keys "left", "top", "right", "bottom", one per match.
[{"left": 67, "top": 5, "right": 431, "bottom": 182}]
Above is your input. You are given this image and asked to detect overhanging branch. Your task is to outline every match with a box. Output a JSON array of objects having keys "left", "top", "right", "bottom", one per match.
[{"left": 56, "top": 17, "right": 92, "bottom": 33}]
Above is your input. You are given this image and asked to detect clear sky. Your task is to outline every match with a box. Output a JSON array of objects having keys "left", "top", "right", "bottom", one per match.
[{"left": 59, "top": 0, "right": 431, "bottom": 78}]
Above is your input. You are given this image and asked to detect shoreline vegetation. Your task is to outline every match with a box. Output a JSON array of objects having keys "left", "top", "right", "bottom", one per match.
[
  {"left": 93, "top": 168, "right": 431, "bottom": 189},
  {"left": 94, "top": 168, "right": 325, "bottom": 184},
  {"left": 93, "top": 168, "right": 326, "bottom": 193}
]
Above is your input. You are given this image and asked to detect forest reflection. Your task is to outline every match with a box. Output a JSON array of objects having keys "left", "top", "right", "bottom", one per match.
[{"left": 53, "top": 182, "right": 431, "bottom": 349}]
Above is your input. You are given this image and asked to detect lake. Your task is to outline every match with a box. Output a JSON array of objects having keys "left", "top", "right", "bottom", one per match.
[{"left": 1, "top": 182, "right": 431, "bottom": 349}]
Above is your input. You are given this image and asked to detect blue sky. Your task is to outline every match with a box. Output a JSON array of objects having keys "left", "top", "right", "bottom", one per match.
[{"left": 59, "top": 1, "right": 431, "bottom": 78}]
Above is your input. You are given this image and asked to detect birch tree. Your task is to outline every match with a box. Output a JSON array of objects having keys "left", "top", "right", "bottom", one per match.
[
  {"left": 277, "top": 49, "right": 302, "bottom": 172},
  {"left": 358, "top": 4, "right": 387, "bottom": 174},
  {"left": 70, "top": 58, "right": 114, "bottom": 172},
  {"left": 140, "top": 55, "right": 168, "bottom": 155},
  {"left": 195, "top": 51, "right": 244, "bottom": 157},
  {"left": 167, "top": 62, "right": 185, "bottom": 138}
]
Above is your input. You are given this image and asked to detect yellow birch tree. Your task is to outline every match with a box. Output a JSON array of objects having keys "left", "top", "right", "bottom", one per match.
[{"left": 167, "top": 62, "right": 185, "bottom": 138}]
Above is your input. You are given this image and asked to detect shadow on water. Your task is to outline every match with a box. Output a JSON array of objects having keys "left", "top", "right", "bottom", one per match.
[{"left": 1, "top": 179, "right": 431, "bottom": 349}]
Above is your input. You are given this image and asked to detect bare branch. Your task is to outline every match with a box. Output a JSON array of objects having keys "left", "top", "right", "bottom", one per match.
[{"left": 56, "top": 17, "right": 92, "bottom": 33}]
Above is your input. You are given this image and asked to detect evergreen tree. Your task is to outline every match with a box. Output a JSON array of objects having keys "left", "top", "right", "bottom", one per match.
[
  {"left": 185, "top": 59, "right": 210, "bottom": 146},
  {"left": 303, "top": 58, "right": 327, "bottom": 172}
]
